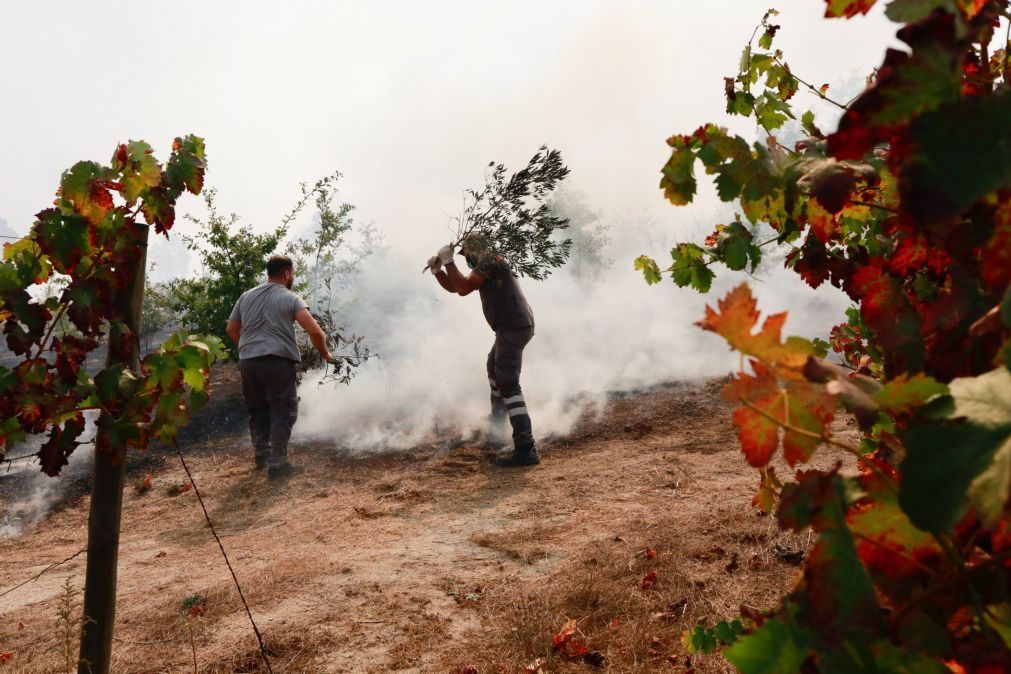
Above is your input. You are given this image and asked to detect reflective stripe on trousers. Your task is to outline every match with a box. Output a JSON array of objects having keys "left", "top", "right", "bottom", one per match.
[{"left": 486, "top": 326, "right": 535, "bottom": 449}]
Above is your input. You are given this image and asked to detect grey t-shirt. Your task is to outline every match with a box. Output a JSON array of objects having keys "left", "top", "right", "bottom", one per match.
[
  {"left": 228, "top": 283, "right": 308, "bottom": 362},
  {"left": 474, "top": 256, "right": 534, "bottom": 332}
]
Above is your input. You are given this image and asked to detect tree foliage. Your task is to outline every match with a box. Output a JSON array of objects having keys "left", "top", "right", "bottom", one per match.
[
  {"left": 168, "top": 188, "right": 287, "bottom": 350},
  {"left": 442, "top": 146, "right": 572, "bottom": 280},
  {"left": 284, "top": 174, "right": 376, "bottom": 384},
  {"left": 0, "top": 136, "right": 225, "bottom": 475},
  {"left": 169, "top": 173, "right": 374, "bottom": 383},
  {"left": 640, "top": 3, "right": 1011, "bottom": 670}
]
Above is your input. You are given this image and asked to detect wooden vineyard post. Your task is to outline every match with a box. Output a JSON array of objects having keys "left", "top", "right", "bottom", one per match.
[{"left": 78, "top": 224, "right": 149, "bottom": 674}]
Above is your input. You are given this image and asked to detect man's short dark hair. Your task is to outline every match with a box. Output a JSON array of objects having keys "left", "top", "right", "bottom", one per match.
[{"left": 266, "top": 255, "right": 294, "bottom": 278}]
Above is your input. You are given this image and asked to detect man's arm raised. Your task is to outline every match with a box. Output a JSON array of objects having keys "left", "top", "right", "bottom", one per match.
[
  {"left": 294, "top": 309, "right": 334, "bottom": 362},
  {"left": 440, "top": 261, "right": 484, "bottom": 296}
]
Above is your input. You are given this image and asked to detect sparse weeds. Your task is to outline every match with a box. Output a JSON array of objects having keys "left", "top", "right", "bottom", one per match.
[
  {"left": 53, "top": 577, "right": 92, "bottom": 674},
  {"left": 179, "top": 594, "right": 205, "bottom": 674}
]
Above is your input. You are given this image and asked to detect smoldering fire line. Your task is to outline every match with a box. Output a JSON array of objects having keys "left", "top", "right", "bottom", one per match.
[{"left": 292, "top": 225, "right": 849, "bottom": 454}]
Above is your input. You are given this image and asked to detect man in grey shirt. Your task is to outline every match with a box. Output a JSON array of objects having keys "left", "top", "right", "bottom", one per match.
[{"left": 226, "top": 255, "right": 333, "bottom": 479}]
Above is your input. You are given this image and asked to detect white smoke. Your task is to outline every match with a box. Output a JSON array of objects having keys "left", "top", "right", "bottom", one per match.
[
  {"left": 0, "top": 415, "right": 96, "bottom": 539},
  {"left": 293, "top": 208, "right": 851, "bottom": 452}
]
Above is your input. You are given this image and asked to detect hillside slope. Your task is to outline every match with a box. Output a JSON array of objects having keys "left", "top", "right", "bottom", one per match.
[{"left": 0, "top": 365, "right": 857, "bottom": 673}]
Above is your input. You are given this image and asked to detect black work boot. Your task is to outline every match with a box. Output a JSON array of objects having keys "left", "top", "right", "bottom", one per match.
[
  {"left": 494, "top": 443, "right": 540, "bottom": 467},
  {"left": 268, "top": 463, "right": 304, "bottom": 480},
  {"left": 255, "top": 454, "right": 269, "bottom": 470}
]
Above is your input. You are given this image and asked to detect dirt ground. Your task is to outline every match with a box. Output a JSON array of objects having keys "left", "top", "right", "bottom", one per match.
[{"left": 0, "top": 364, "right": 859, "bottom": 673}]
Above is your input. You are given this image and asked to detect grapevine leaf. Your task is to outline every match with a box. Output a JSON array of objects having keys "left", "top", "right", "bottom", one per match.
[
  {"left": 33, "top": 210, "right": 93, "bottom": 275},
  {"left": 38, "top": 412, "right": 86, "bottom": 477},
  {"left": 196, "top": 334, "right": 229, "bottom": 363},
  {"left": 0, "top": 416, "right": 24, "bottom": 449},
  {"left": 143, "top": 352, "right": 184, "bottom": 391},
  {"left": 755, "top": 92, "right": 793, "bottom": 130},
  {"left": 753, "top": 466, "right": 782, "bottom": 513},
  {"left": 944, "top": 368, "right": 1011, "bottom": 526},
  {"left": 660, "top": 134, "right": 699, "bottom": 205},
  {"left": 685, "top": 626, "right": 719, "bottom": 654},
  {"left": 3, "top": 237, "right": 52, "bottom": 287},
  {"left": 2, "top": 291, "right": 50, "bottom": 355},
  {"left": 900, "top": 422, "right": 1008, "bottom": 531},
  {"left": 985, "top": 604, "right": 1011, "bottom": 651},
  {"left": 782, "top": 395, "right": 825, "bottom": 465},
  {"left": 852, "top": 264, "right": 923, "bottom": 375},
  {"left": 872, "top": 374, "right": 948, "bottom": 415},
  {"left": 112, "top": 140, "right": 161, "bottom": 205},
  {"left": 819, "top": 638, "right": 950, "bottom": 673},
  {"left": 805, "top": 199, "right": 838, "bottom": 243},
  {"left": 95, "top": 413, "right": 144, "bottom": 455},
  {"left": 980, "top": 199, "right": 1011, "bottom": 292},
  {"left": 848, "top": 471, "right": 942, "bottom": 580},
  {"left": 189, "top": 388, "right": 210, "bottom": 413},
  {"left": 714, "top": 619, "right": 744, "bottom": 645},
  {"left": 732, "top": 391, "right": 783, "bottom": 467},
  {"left": 150, "top": 392, "right": 190, "bottom": 442},
  {"left": 634, "top": 256, "right": 662, "bottom": 285},
  {"left": 780, "top": 473, "right": 883, "bottom": 632},
  {"left": 698, "top": 283, "right": 814, "bottom": 367},
  {"left": 724, "top": 616, "right": 809, "bottom": 674},
  {"left": 141, "top": 186, "right": 176, "bottom": 235},
  {"left": 823, "top": 0, "right": 878, "bottom": 18},
  {"left": 900, "top": 92, "right": 1011, "bottom": 225},
  {"left": 884, "top": 0, "right": 954, "bottom": 22},
  {"left": 178, "top": 345, "right": 211, "bottom": 391},
  {"left": 715, "top": 222, "right": 758, "bottom": 271},
  {"left": 94, "top": 366, "right": 138, "bottom": 408},
  {"left": 164, "top": 135, "right": 207, "bottom": 196},
  {"left": 61, "top": 278, "right": 111, "bottom": 335},
  {"left": 897, "top": 612, "right": 952, "bottom": 658},
  {"left": 801, "top": 110, "right": 823, "bottom": 138},
  {"left": 949, "top": 368, "right": 1011, "bottom": 427},
  {"left": 967, "top": 437, "right": 1011, "bottom": 527},
  {"left": 59, "top": 161, "right": 118, "bottom": 225},
  {"left": 789, "top": 237, "right": 830, "bottom": 289},
  {"left": 670, "top": 243, "right": 715, "bottom": 292},
  {"left": 829, "top": 19, "right": 962, "bottom": 160}
]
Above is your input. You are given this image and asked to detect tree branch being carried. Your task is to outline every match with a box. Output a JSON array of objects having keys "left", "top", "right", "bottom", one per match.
[{"left": 423, "top": 146, "right": 573, "bottom": 280}]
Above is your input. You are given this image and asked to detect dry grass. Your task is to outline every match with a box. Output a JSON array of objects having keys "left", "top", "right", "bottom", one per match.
[
  {"left": 0, "top": 370, "right": 858, "bottom": 673},
  {"left": 440, "top": 508, "right": 799, "bottom": 674}
]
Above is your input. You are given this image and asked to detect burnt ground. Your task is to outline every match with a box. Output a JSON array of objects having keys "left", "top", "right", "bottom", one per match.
[{"left": 0, "top": 364, "right": 859, "bottom": 673}]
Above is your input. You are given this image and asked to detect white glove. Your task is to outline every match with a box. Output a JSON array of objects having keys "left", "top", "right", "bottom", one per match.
[
  {"left": 437, "top": 244, "right": 454, "bottom": 265},
  {"left": 427, "top": 255, "right": 443, "bottom": 274}
]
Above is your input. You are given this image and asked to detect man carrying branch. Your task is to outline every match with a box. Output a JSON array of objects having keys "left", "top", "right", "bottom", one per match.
[
  {"left": 226, "top": 254, "right": 334, "bottom": 479},
  {"left": 429, "top": 236, "right": 539, "bottom": 467}
]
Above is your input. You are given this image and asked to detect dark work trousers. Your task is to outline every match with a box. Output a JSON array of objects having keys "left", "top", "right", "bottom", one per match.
[
  {"left": 486, "top": 326, "right": 535, "bottom": 450},
  {"left": 238, "top": 356, "right": 299, "bottom": 468}
]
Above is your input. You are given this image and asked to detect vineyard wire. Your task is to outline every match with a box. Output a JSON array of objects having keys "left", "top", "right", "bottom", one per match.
[
  {"left": 173, "top": 438, "right": 274, "bottom": 673},
  {"left": 0, "top": 548, "right": 87, "bottom": 599}
]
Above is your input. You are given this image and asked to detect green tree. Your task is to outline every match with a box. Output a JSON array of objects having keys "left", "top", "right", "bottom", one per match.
[
  {"left": 168, "top": 188, "right": 287, "bottom": 350},
  {"left": 284, "top": 175, "right": 376, "bottom": 382}
]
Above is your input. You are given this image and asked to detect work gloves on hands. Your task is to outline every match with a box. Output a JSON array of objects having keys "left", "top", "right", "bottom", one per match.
[{"left": 426, "top": 244, "right": 456, "bottom": 275}]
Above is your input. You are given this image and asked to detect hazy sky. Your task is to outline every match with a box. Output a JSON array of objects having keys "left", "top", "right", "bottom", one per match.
[{"left": 1, "top": 1, "right": 901, "bottom": 253}]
